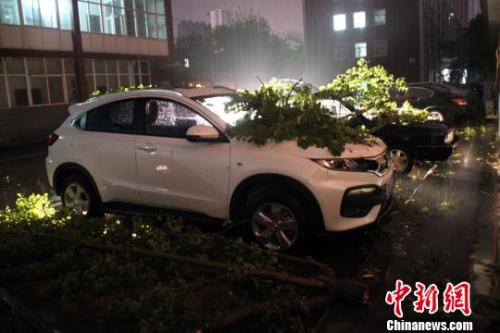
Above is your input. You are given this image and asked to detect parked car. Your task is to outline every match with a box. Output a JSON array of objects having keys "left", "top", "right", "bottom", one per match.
[
  {"left": 320, "top": 100, "right": 458, "bottom": 174},
  {"left": 46, "top": 88, "right": 394, "bottom": 251},
  {"left": 392, "top": 83, "right": 469, "bottom": 122}
]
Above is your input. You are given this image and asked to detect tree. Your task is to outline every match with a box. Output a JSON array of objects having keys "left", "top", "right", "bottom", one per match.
[
  {"left": 175, "top": 16, "right": 305, "bottom": 87},
  {"left": 317, "top": 59, "right": 428, "bottom": 128},
  {"left": 466, "top": 14, "right": 496, "bottom": 77},
  {"left": 227, "top": 60, "right": 428, "bottom": 155}
]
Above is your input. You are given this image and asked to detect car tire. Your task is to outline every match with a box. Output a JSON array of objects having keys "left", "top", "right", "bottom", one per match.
[
  {"left": 243, "top": 185, "right": 311, "bottom": 252},
  {"left": 389, "top": 146, "right": 415, "bottom": 174},
  {"left": 61, "top": 175, "right": 102, "bottom": 217}
]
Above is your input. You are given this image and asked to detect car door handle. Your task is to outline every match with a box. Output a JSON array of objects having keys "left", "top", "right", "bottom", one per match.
[{"left": 137, "top": 144, "right": 157, "bottom": 152}]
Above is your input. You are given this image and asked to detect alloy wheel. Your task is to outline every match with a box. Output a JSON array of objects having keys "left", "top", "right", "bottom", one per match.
[
  {"left": 389, "top": 149, "right": 410, "bottom": 173},
  {"left": 251, "top": 202, "right": 299, "bottom": 251},
  {"left": 63, "top": 182, "right": 90, "bottom": 215},
  {"left": 428, "top": 111, "right": 445, "bottom": 122}
]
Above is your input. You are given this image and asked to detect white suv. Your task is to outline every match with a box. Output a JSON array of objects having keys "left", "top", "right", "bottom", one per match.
[{"left": 46, "top": 88, "right": 394, "bottom": 250}]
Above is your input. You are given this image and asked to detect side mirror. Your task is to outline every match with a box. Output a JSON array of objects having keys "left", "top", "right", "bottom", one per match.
[{"left": 186, "top": 125, "right": 220, "bottom": 142}]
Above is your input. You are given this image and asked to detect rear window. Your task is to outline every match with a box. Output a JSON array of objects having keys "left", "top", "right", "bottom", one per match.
[{"left": 85, "top": 100, "right": 136, "bottom": 134}]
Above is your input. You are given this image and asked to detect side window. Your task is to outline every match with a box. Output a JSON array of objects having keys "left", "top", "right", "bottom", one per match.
[
  {"left": 145, "top": 99, "right": 212, "bottom": 138},
  {"left": 408, "top": 87, "right": 433, "bottom": 100},
  {"left": 86, "top": 100, "right": 136, "bottom": 134}
]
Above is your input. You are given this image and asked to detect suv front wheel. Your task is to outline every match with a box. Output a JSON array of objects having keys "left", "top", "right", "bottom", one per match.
[{"left": 244, "top": 186, "right": 310, "bottom": 251}]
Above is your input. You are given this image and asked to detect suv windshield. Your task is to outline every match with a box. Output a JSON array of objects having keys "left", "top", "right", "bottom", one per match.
[{"left": 195, "top": 94, "right": 247, "bottom": 125}]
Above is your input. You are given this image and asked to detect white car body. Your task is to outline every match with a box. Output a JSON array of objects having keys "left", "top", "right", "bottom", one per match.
[{"left": 46, "top": 88, "right": 394, "bottom": 244}]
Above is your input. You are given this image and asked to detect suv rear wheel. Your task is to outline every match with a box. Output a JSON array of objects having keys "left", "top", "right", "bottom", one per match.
[
  {"left": 61, "top": 175, "right": 101, "bottom": 217},
  {"left": 244, "top": 185, "right": 310, "bottom": 251}
]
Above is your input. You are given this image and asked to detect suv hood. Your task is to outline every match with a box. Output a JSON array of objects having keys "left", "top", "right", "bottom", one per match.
[{"left": 233, "top": 138, "right": 387, "bottom": 159}]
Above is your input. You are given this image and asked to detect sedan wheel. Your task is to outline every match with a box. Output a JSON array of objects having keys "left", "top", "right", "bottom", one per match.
[
  {"left": 427, "top": 110, "right": 445, "bottom": 122},
  {"left": 251, "top": 202, "right": 299, "bottom": 251},
  {"left": 390, "top": 149, "right": 410, "bottom": 173},
  {"left": 63, "top": 182, "right": 91, "bottom": 215}
]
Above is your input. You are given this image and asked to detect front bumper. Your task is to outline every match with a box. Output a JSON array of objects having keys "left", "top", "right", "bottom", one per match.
[
  {"left": 414, "top": 133, "right": 459, "bottom": 162},
  {"left": 309, "top": 166, "right": 394, "bottom": 232},
  {"left": 414, "top": 144, "right": 454, "bottom": 161}
]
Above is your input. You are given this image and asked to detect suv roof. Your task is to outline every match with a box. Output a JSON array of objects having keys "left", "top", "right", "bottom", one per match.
[
  {"left": 68, "top": 88, "right": 237, "bottom": 115},
  {"left": 174, "top": 87, "right": 236, "bottom": 98}
]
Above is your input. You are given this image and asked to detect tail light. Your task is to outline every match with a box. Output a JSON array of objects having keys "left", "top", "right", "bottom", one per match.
[
  {"left": 452, "top": 97, "right": 467, "bottom": 106},
  {"left": 48, "top": 133, "right": 59, "bottom": 146}
]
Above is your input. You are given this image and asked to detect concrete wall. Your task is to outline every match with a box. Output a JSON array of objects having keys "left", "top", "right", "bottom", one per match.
[
  {"left": 81, "top": 33, "right": 169, "bottom": 56},
  {"left": 0, "top": 105, "right": 69, "bottom": 149},
  {"left": 0, "top": 25, "right": 73, "bottom": 51}
]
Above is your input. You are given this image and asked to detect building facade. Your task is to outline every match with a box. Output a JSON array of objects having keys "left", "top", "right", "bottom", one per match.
[
  {"left": 209, "top": 7, "right": 249, "bottom": 30},
  {"left": 303, "top": 0, "right": 465, "bottom": 85},
  {"left": 0, "top": 0, "right": 174, "bottom": 147}
]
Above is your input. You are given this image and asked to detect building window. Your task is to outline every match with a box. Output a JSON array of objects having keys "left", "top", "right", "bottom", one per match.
[
  {"left": 374, "top": 9, "right": 386, "bottom": 25},
  {"left": 1, "top": 0, "right": 72, "bottom": 30},
  {"left": 353, "top": 11, "right": 366, "bottom": 29},
  {"left": 21, "top": 0, "right": 58, "bottom": 28},
  {"left": 0, "top": 0, "right": 21, "bottom": 25},
  {"left": 85, "top": 59, "right": 151, "bottom": 97},
  {"left": 373, "top": 40, "right": 388, "bottom": 57},
  {"left": 77, "top": 0, "right": 167, "bottom": 39},
  {"left": 355, "top": 42, "right": 367, "bottom": 58},
  {"left": 333, "top": 14, "right": 346, "bottom": 31},
  {"left": 22, "top": 0, "right": 42, "bottom": 26},
  {"left": 58, "top": 0, "right": 73, "bottom": 30},
  {"left": 0, "top": 57, "right": 76, "bottom": 109}
]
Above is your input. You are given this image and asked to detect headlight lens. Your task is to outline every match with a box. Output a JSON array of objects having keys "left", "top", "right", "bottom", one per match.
[{"left": 313, "top": 158, "right": 374, "bottom": 172}]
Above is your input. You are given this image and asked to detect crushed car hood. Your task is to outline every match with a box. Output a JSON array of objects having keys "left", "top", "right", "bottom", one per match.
[{"left": 232, "top": 138, "right": 387, "bottom": 159}]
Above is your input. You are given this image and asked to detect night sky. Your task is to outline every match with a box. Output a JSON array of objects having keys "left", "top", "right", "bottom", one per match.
[{"left": 171, "top": 0, "right": 304, "bottom": 38}]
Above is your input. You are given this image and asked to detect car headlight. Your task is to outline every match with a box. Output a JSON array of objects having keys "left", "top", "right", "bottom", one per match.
[{"left": 313, "top": 158, "right": 374, "bottom": 172}]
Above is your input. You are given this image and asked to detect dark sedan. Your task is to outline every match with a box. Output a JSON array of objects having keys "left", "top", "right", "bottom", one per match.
[
  {"left": 391, "top": 83, "right": 469, "bottom": 123},
  {"left": 373, "top": 121, "right": 458, "bottom": 173},
  {"left": 322, "top": 99, "right": 458, "bottom": 174}
]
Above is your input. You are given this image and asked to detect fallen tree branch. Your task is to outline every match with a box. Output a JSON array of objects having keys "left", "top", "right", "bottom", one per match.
[
  {"left": 2, "top": 232, "right": 364, "bottom": 302},
  {"left": 211, "top": 295, "right": 332, "bottom": 330}
]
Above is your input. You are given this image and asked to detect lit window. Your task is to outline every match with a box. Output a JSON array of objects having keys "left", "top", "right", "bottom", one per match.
[
  {"left": 88, "top": 2, "right": 102, "bottom": 32},
  {"left": 58, "top": 0, "right": 73, "bottom": 30},
  {"left": 355, "top": 42, "right": 367, "bottom": 58},
  {"left": 41, "top": 0, "right": 58, "bottom": 28},
  {"left": 374, "top": 9, "right": 386, "bottom": 25},
  {"left": 22, "top": 0, "right": 42, "bottom": 26},
  {"left": 0, "top": 0, "right": 21, "bottom": 25},
  {"left": 78, "top": 1, "right": 89, "bottom": 31},
  {"left": 353, "top": 11, "right": 366, "bottom": 29},
  {"left": 373, "top": 40, "right": 388, "bottom": 57},
  {"left": 333, "top": 14, "right": 346, "bottom": 31}
]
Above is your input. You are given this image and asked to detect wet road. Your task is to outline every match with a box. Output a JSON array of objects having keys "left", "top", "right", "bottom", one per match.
[{"left": 0, "top": 136, "right": 499, "bottom": 331}]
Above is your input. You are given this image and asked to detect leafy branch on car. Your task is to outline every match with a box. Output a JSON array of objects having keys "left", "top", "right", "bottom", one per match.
[{"left": 227, "top": 59, "right": 429, "bottom": 156}]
